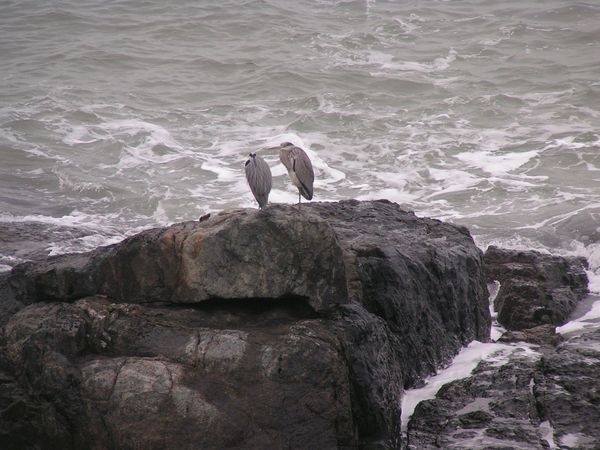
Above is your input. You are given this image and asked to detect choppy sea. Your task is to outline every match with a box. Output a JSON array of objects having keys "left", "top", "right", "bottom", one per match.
[
  {"left": 3, "top": 2, "right": 600, "bottom": 444},
  {"left": 2, "top": 0, "right": 600, "bottom": 286}
]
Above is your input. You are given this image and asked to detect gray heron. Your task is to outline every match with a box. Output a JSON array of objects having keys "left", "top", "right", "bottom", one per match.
[
  {"left": 245, "top": 152, "right": 272, "bottom": 209},
  {"left": 269, "top": 142, "right": 314, "bottom": 207}
]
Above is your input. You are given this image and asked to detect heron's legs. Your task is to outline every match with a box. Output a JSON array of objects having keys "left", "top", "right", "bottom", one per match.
[{"left": 298, "top": 192, "right": 302, "bottom": 210}]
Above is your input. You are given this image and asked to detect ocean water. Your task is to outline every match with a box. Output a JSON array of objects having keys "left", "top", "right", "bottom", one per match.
[{"left": 2, "top": 0, "right": 600, "bottom": 282}]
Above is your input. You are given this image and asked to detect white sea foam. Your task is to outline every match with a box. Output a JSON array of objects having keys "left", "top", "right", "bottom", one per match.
[
  {"left": 556, "top": 299, "right": 600, "bottom": 335},
  {"left": 423, "top": 168, "right": 482, "bottom": 199},
  {"left": 400, "top": 286, "right": 538, "bottom": 432},
  {"left": 201, "top": 159, "right": 241, "bottom": 183},
  {"left": 515, "top": 203, "right": 600, "bottom": 231},
  {"left": 46, "top": 233, "right": 125, "bottom": 256},
  {"left": 62, "top": 119, "right": 196, "bottom": 169},
  {"left": 488, "top": 281, "right": 506, "bottom": 341},
  {"left": 539, "top": 421, "right": 558, "bottom": 449},
  {"left": 455, "top": 150, "right": 539, "bottom": 176},
  {"left": 0, "top": 211, "right": 137, "bottom": 257},
  {"left": 356, "top": 187, "right": 417, "bottom": 205},
  {"left": 368, "top": 48, "right": 457, "bottom": 75},
  {"left": 392, "top": 17, "right": 421, "bottom": 34},
  {"left": 62, "top": 124, "right": 104, "bottom": 145},
  {"left": 0, "top": 255, "right": 22, "bottom": 273},
  {"left": 558, "top": 432, "right": 597, "bottom": 448}
]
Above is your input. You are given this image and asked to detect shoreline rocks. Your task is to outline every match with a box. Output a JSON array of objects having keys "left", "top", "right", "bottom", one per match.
[
  {"left": 484, "top": 246, "right": 588, "bottom": 331},
  {"left": 0, "top": 200, "right": 491, "bottom": 449},
  {"left": 406, "top": 246, "right": 598, "bottom": 449}
]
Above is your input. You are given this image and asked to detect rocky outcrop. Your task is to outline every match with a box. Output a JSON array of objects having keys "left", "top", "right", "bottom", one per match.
[
  {"left": 535, "top": 328, "right": 600, "bottom": 448},
  {"left": 407, "top": 348, "right": 545, "bottom": 449},
  {"left": 0, "top": 200, "right": 491, "bottom": 449},
  {"left": 406, "top": 247, "right": 599, "bottom": 449},
  {"left": 406, "top": 325, "right": 600, "bottom": 449},
  {"left": 484, "top": 246, "right": 588, "bottom": 330}
]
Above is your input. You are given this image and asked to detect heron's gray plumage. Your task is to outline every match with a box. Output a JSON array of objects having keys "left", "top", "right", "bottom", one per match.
[
  {"left": 245, "top": 152, "right": 272, "bottom": 209},
  {"left": 278, "top": 142, "right": 314, "bottom": 204}
]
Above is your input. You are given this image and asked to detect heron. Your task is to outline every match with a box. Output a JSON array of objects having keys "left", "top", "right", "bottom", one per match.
[
  {"left": 269, "top": 142, "right": 314, "bottom": 208},
  {"left": 245, "top": 152, "right": 272, "bottom": 209}
]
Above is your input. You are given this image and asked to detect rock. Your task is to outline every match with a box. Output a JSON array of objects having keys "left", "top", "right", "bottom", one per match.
[
  {"left": 498, "top": 324, "right": 564, "bottom": 347},
  {"left": 0, "top": 368, "right": 72, "bottom": 450},
  {"left": 2, "top": 296, "right": 354, "bottom": 449},
  {"left": 6, "top": 207, "right": 348, "bottom": 313},
  {"left": 484, "top": 246, "right": 588, "bottom": 330},
  {"left": 535, "top": 328, "right": 600, "bottom": 448},
  {"left": 406, "top": 324, "right": 600, "bottom": 449},
  {"left": 0, "top": 200, "right": 491, "bottom": 449},
  {"left": 406, "top": 349, "right": 545, "bottom": 449}
]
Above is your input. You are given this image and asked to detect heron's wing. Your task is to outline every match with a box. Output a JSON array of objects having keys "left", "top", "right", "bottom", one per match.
[
  {"left": 279, "top": 148, "right": 294, "bottom": 172},
  {"left": 290, "top": 146, "right": 314, "bottom": 200},
  {"left": 245, "top": 155, "right": 272, "bottom": 207},
  {"left": 255, "top": 155, "right": 272, "bottom": 192}
]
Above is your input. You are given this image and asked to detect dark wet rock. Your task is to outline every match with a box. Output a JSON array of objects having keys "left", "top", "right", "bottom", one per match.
[
  {"left": 2, "top": 296, "right": 354, "bottom": 450},
  {"left": 406, "top": 324, "right": 600, "bottom": 449},
  {"left": 535, "top": 327, "right": 600, "bottom": 448},
  {"left": 0, "top": 200, "right": 490, "bottom": 449},
  {"left": 406, "top": 349, "right": 545, "bottom": 449},
  {"left": 498, "top": 324, "right": 564, "bottom": 347},
  {"left": 484, "top": 246, "right": 588, "bottom": 330},
  {"left": 0, "top": 368, "right": 72, "bottom": 450}
]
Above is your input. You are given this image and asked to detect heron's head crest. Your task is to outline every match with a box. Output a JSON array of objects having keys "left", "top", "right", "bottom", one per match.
[{"left": 281, "top": 142, "right": 294, "bottom": 148}]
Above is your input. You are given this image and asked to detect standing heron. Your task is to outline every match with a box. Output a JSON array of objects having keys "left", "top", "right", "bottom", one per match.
[
  {"left": 270, "top": 142, "right": 314, "bottom": 207},
  {"left": 245, "top": 152, "right": 272, "bottom": 209}
]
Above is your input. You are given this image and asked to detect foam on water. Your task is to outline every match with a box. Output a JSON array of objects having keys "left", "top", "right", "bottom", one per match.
[
  {"left": 539, "top": 421, "right": 558, "bottom": 449},
  {"left": 455, "top": 150, "right": 539, "bottom": 177},
  {"left": 0, "top": 210, "right": 142, "bottom": 258},
  {"left": 556, "top": 299, "right": 600, "bottom": 336},
  {"left": 1, "top": 0, "right": 600, "bottom": 275}
]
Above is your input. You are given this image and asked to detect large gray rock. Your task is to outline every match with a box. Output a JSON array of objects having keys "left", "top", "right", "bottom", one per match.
[
  {"left": 2, "top": 296, "right": 354, "bottom": 450},
  {"left": 5, "top": 208, "right": 348, "bottom": 312},
  {"left": 484, "top": 246, "right": 588, "bottom": 330},
  {"left": 0, "top": 200, "right": 491, "bottom": 449}
]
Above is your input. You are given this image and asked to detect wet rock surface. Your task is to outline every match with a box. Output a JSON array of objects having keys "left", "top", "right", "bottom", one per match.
[
  {"left": 407, "top": 349, "right": 544, "bottom": 449},
  {"left": 536, "top": 328, "right": 600, "bottom": 448},
  {"left": 0, "top": 200, "right": 490, "bottom": 449},
  {"left": 406, "top": 325, "right": 600, "bottom": 450},
  {"left": 484, "top": 246, "right": 588, "bottom": 331},
  {"left": 406, "top": 248, "right": 599, "bottom": 450}
]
